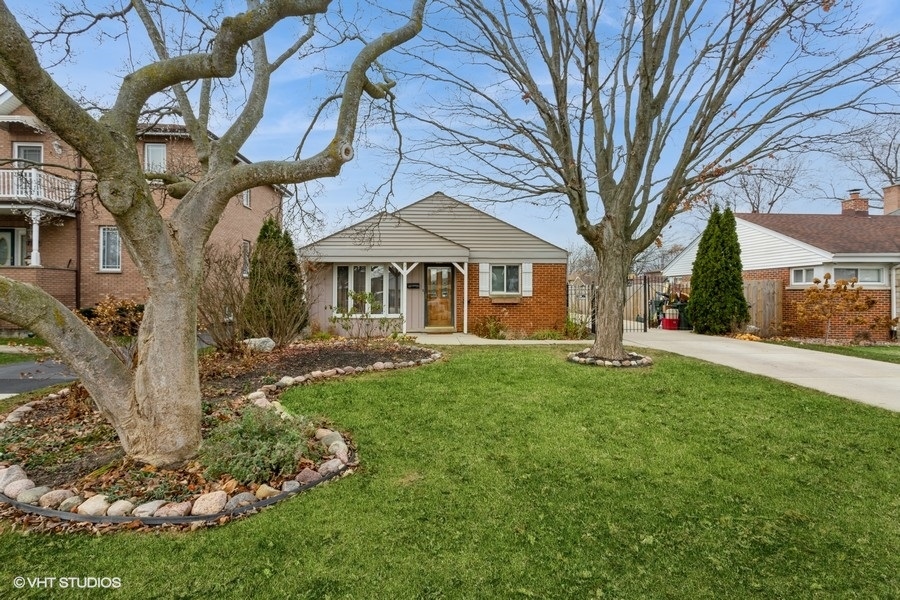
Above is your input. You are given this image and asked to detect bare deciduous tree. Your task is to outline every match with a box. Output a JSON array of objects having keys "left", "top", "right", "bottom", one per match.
[
  {"left": 403, "top": 0, "right": 900, "bottom": 360},
  {"left": 825, "top": 116, "right": 900, "bottom": 208},
  {"left": 0, "top": 0, "right": 426, "bottom": 466}
]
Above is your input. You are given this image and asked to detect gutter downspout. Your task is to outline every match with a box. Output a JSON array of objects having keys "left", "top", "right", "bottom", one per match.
[{"left": 74, "top": 153, "right": 82, "bottom": 309}]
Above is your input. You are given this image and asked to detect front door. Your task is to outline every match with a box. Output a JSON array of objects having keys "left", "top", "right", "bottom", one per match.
[
  {"left": 426, "top": 265, "right": 453, "bottom": 327},
  {"left": 0, "top": 230, "right": 13, "bottom": 267},
  {"left": 14, "top": 144, "right": 43, "bottom": 198}
]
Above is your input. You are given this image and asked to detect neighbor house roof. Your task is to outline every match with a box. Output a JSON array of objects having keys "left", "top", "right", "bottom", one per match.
[{"left": 737, "top": 213, "right": 900, "bottom": 254}]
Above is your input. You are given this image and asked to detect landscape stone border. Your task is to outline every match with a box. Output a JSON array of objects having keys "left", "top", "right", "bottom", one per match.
[
  {"left": 566, "top": 349, "right": 653, "bottom": 368},
  {"left": 0, "top": 346, "right": 443, "bottom": 527}
]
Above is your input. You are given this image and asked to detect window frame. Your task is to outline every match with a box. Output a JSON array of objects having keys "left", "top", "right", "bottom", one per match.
[
  {"left": 791, "top": 267, "right": 815, "bottom": 285},
  {"left": 240, "top": 189, "right": 251, "bottom": 208},
  {"left": 241, "top": 240, "right": 251, "bottom": 278},
  {"left": 333, "top": 263, "right": 403, "bottom": 317},
  {"left": 490, "top": 263, "right": 521, "bottom": 295},
  {"left": 143, "top": 142, "right": 167, "bottom": 173},
  {"left": 99, "top": 226, "right": 121, "bottom": 272},
  {"left": 833, "top": 266, "right": 884, "bottom": 285}
]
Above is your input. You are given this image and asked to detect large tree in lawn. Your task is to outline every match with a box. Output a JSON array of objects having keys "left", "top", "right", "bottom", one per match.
[
  {"left": 405, "top": 0, "right": 900, "bottom": 360},
  {"left": 0, "top": 0, "right": 426, "bottom": 466}
]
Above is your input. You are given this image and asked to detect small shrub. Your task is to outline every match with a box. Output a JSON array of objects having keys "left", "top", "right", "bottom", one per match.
[
  {"left": 563, "top": 315, "right": 590, "bottom": 339},
  {"left": 76, "top": 296, "right": 143, "bottom": 367},
  {"left": 473, "top": 315, "right": 508, "bottom": 339},
  {"left": 329, "top": 291, "right": 404, "bottom": 345},
  {"left": 200, "top": 407, "right": 312, "bottom": 484}
]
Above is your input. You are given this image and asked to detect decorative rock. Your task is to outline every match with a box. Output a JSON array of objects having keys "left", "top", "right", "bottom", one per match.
[
  {"left": 254, "top": 484, "right": 280, "bottom": 500},
  {"left": 77, "top": 494, "right": 111, "bottom": 516},
  {"left": 281, "top": 480, "right": 301, "bottom": 493},
  {"left": 295, "top": 376, "right": 307, "bottom": 384},
  {"left": 58, "top": 496, "right": 83, "bottom": 513},
  {"left": 132, "top": 500, "right": 168, "bottom": 518},
  {"left": 191, "top": 491, "right": 228, "bottom": 516},
  {"left": 318, "top": 458, "right": 344, "bottom": 478},
  {"left": 383, "top": 362, "right": 394, "bottom": 370},
  {"left": 328, "top": 440, "right": 349, "bottom": 459},
  {"left": 58, "top": 387, "right": 70, "bottom": 397},
  {"left": 373, "top": 361, "right": 385, "bottom": 371},
  {"left": 224, "top": 492, "right": 257, "bottom": 512},
  {"left": 322, "top": 369, "right": 337, "bottom": 378},
  {"left": 4, "top": 478, "right": 35, "bottom": 499},
  {"left": 246, "top": 391, "right": 266, "bottom": 402},
  {"left": 153, "top": 501, "right": 192, "bottom": 517},
  {"left": 0, "top": 465, "right": 27, "bottom": 491},
  {"left": 276, "top": 376, "right": 295, "bottom": 388},
  {"left": 13, "top": 405, "right": 32, "bottom": 414},
  {"left": 261, "top": 384, "right": 278, "bottom": 393},
  {"left": 17, "top": 486, "right": 51, "bottom": 505},
  {"left": 39, "top": 489, "right": 75, "bottom": 509},
  {"left": 107, "top": 499, "right": 135, "bottom": 517},
  {"left": 4, "top": 412, "right": 23, "bottom": 423},
  {"left": 47, "top": 394, "right": 59, "bottom": 401},
  {"left": 295, "top": 468, "right": 323, "bottom": 485},
  {"left": 253, "top": 397, "right": 272, "bottom": 409},
  {"left": 243, "top": 337, "right": 275, "bottom": 352},
  {"left": 320, "top": 431, "right": 343, "bottom": 448},
  {"left": 310, "top": 370, "right": 324, "bottom": 379},
  {"left": 315, "top": 428, "right": 334, "bottom": 440},
  {"left": 342, "top": 366, "right": 355, "bottom": 374}
]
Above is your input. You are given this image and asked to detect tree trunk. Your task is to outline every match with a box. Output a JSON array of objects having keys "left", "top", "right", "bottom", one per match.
[
  {"left": 587, "top": 241, "right": 631, "bottom": 360},
  {"left": 118, "top": 283, "right": 203, "bottom": 466}
]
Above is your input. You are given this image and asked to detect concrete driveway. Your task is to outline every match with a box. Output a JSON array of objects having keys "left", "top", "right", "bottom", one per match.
[{"left": 413, "top": 330, "right": 900, "bottom": 413}]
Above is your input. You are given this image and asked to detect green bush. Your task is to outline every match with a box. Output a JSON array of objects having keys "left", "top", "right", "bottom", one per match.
[
  {"left": 686, "top": 206, "right": 749, "bottom": 334},
  {"left": 473, "top": 315, "right": 508, "bottom": 339},
  {"left": 200, "top": 407, "right": 313, "bottom": 484}
]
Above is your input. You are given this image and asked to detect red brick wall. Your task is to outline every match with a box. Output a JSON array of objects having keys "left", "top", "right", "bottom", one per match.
[
  {"left": 456, "top": 263, "right": 567, "bottom": 335},
  {"left": 744, "top": 267, "right": 893, "bottom": 342}
]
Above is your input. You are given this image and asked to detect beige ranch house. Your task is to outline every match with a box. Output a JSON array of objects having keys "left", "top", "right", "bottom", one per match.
[{"left": 302, "top": 193, "right": 569, "bottom": 337}]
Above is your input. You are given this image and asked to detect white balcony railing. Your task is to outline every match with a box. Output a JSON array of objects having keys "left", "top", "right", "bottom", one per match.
[{"left": 0, "top": 168, "right": 77, "bottom": 212}]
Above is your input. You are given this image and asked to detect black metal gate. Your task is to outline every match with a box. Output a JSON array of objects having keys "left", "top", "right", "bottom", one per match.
[{"left": 567, "top": 274, "right": 673, "bottom": 333}]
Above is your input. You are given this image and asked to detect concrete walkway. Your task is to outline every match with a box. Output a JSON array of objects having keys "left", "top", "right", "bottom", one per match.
[{"left": 411, "top": 331, "right": 900, "bottom": 413}]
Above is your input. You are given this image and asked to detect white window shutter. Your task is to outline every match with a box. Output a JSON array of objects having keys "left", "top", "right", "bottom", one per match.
[
  {"left": 479, "top": 263, "right": 490, "bottom": 296},
  {"left": 522, "top": 263, "right": 533, "bottom": 297}
]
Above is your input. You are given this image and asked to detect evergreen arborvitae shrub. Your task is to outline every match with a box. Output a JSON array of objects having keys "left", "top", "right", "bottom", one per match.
[
  {"left": 243, "top": 217, "right": 308, "bottom": 345},
  {"left": 686, "top": 206, "right": 750, "bottom": 335}
]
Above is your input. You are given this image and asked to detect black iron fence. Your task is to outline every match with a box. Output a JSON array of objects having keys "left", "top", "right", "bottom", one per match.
[{"left": 567, "top": 274, "right": 690, "bottom": 333}]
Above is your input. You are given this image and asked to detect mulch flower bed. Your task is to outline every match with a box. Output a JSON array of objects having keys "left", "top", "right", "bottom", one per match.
[{"left": 0, "top": 339, "right": 436, "bottom": 533}]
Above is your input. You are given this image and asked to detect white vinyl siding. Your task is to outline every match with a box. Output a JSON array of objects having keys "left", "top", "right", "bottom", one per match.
[{"left": 99, "top": 226, "right": 121, "bottom": 272}]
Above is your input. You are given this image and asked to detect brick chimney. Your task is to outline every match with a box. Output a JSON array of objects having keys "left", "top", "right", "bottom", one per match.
[
  {"left": 841, "top": 189, "right": 869, "bottom": 216},
  {"left": 883, "top": 184, "right": 900, "bottom": 216}
]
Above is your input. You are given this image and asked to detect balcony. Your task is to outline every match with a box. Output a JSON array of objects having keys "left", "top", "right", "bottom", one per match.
[{"left": 0, "top": 168, "right": 77, "bottom": 214}]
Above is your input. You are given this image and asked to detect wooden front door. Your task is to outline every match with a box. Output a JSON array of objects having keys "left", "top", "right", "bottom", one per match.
[{"left": 426, "top": 265, "right": 453, "bottom": 327}]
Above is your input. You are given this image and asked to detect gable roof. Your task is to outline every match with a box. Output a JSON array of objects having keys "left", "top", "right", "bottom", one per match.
[
  {"left": 302, "top": 212, "right": 470, "bottom": 262},
  {"left": 737, "top": 213, "right": 900, "bottom": 254},
  {"left": 303, "top": 192, "right": 568, "bottom": 263},
  {"left": 396, "top": 192, "right": 567, "bottom": 262}
]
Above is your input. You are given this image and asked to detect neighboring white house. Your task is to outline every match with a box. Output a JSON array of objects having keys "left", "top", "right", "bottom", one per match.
[{"left": 664, "top": 188, "right": 900, "bottom": 341}]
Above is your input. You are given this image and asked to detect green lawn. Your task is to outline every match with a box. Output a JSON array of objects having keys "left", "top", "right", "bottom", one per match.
[
  {"left": 767, "top": 340, "right": 900, "bottom": 364},
  {"left": 0, "top": 353, "right": 32, "bottom": 367},
  {"left": 1, "top": 346, "right": 898, "bottom": 599}
]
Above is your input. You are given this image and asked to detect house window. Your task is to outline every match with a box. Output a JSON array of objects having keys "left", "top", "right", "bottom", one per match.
[
  {"left": 491, "top": 264, "right": 520, "bottom": 294},
  {"left": 240, "top": 189, "right": 251, "bottom": 208},
  {"left": 334, "top": 264, "right": 402, "bottom": 316},
  {"left": 792, "top": 268, "right": 815, "bottom": 285},
  {"left": 241, "top": 240, "right": 251, "bottom": 278},
  {"left": 144, "top": 143, "right": 167, "bottom": 173},
  {"left": 99, "top": 226, "right": 121, "bottom": 272},
  {"left": 834, "top": 267, "right": 883, "bottom": 284}
]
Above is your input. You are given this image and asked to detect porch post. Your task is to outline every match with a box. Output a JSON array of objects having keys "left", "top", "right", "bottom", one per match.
[
  {"left": 401, "top": 262, "right": 408, "bottom": 334},
  {"left": 452, "top": 262, "right": 469, "bottom": 334},
  {"left": 29, "top": 208, "right": 41, "bottom": 266}
]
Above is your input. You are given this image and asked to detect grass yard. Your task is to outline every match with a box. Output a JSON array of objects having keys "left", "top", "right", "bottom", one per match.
[
  {"left": 1, "top": 346, "right": 898, "bottom": 599},
  {"left": 766, "top": 340, "right": 900, "bottom": 365}
]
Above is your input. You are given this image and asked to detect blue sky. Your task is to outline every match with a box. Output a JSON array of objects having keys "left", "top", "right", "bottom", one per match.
[{"left": 4, "top": 0, "right": 900, "bottom": 251}]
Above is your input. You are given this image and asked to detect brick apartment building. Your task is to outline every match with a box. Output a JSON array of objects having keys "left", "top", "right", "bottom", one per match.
[{"left": 0, "top": 91, "right": 284, "bottom": 318}]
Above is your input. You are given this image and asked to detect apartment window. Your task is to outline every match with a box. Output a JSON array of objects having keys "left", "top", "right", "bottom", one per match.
[
  {"left": 240, "top": 189, "right": 251, "bottom": 208},
  {"left": 834, "top": 267, "right": 883, "bottom": 284},
  {"left": 792, "top": 268, "right": 815, "bottom": 285},
  {"left": 144, "top": 143, "right": 167, "bottom": 173},
  {"left": 241, "top": 240, "right": 251, "bottom": 278},
  {"left": 100, "top": 226, "right": 121, "bottom": 272},
  {"left": 491, "top": 264, "right": 520, "bottom": 294},
  {"left": 334, "top": 264, "right": 402, "bottom": 316}
]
